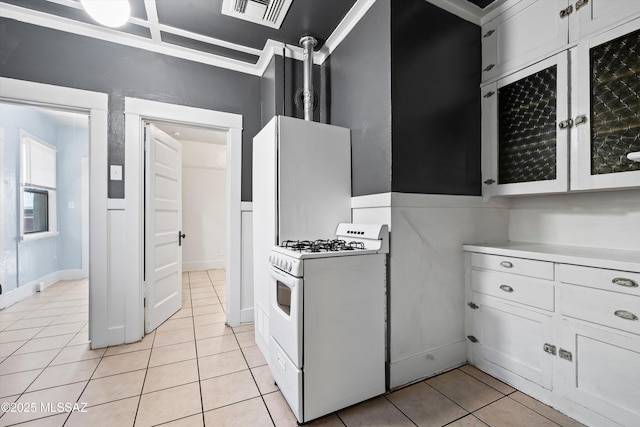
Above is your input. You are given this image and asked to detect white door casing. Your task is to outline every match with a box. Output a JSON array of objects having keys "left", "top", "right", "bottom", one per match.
[
  {"left": 144, "top": 124, "right": 183, "bottom": 333},
  {"left": 0, "top": 77, "right": 109, "bottom": 346},
  {"left": 124, "top": 98, "right": 243, "bottom": 339},
  {"left": 81, "top": 157, "right": 89, "bottom": 277},
  {"left": 0, "top": 128, "right": 4, "bottom": 294}
]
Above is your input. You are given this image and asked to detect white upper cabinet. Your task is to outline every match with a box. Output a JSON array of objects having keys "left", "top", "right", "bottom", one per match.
[
  {"left": 481, "top": 52, "right": 570, "bottom": 196},
  {"left": 481, "top": 1, "right": 640, "bottom": 196},
  {"left": 482, "top": 0, "right": 569, "bottom": 83},
  {"left": 570, "top": 19, "right": 640, "bottom": 191},
  {"left": 481, "top": 0, "right": 640, "bottom": 84},
  {"left": 571, "top": 0, "right": 640, "bottom": 42}
]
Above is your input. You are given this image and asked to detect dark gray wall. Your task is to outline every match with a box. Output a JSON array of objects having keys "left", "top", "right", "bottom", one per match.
[
  {"left": 0, "top": 18, "right": 261, "bottom": 201},
  {"left": 321, "top": 0, "right": 392, "bottom": 196},
  {"left": 261, "top": 54, "right": 322, "bottom": 127},
  {"left": 390, "top": 0, "right": 482, "bottom": 196},
  {"left": 322, "top": 0, "right": 481, "bottom": 197}
]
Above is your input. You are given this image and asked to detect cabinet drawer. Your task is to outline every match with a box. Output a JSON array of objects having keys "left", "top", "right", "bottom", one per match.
[
  {"left": 269, "top": 337, "right": 302, "bottom": 421},
  {"left": 560, "top": 286, "right": 640, "bottom": 336},
  {"left": 472, "top": 269, "right": 554, "bottom": 311},
  {"left": 557, "top": 264, "right": 640, "bottom": 297},
  {"left": 471, "top": 253, "right": 554, "bottom": 280}
]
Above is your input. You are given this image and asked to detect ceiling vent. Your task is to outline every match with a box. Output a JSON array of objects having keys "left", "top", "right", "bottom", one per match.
[{"left": 222, "top": 0, "right": 294, "bottom": 29}]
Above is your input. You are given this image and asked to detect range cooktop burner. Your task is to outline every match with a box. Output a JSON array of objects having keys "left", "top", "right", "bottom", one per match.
[{"left": 281, "top": 239, "right": 365, "bottom": 253}]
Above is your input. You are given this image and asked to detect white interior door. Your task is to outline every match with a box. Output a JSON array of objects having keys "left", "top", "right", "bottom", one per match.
[{"left": 145, "top": 123, "right": 183, "bottom": 333}]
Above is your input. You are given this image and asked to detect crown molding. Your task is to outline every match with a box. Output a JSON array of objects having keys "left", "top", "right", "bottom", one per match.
[
  {"left": 0, "top": 0, "right": 376, "bottom": 77},
  {"left": 425, "top": 0, "right": 512, "bottom": 26},
  {"left": 0, "top": 2, "right": 262, "bottom": 74}
]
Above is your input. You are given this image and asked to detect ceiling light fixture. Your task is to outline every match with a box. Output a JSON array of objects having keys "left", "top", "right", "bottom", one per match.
[{"left": 80, "top": 0, "right": 131, "bottom": 28}]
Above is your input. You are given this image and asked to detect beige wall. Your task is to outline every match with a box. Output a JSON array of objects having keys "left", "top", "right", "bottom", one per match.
[{"left": 181, "top": 140, "right": 227, "bottom": 271}]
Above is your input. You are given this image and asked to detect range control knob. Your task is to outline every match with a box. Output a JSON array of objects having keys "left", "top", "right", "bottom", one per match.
[{"left": 288, "top": 263, "right": 293, "bottom": 272}]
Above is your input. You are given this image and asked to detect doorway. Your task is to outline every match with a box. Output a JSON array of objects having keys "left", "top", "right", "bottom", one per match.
[
  {"left": 0, "top": 77, "right": 109, "bottom": 347},
  {"left": 124, "top": 97, "right": 243, "bottom": 340},
  {"left": 144, "top": 122, "right": 228, "bottom": 333},
  {"left": 0, "top": 102, "right": 90, "bottom": 304}
]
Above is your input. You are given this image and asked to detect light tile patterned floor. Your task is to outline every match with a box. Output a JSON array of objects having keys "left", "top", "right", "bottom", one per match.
[{"left": 0, "top": 271, "right": 585, "bottom": 427}]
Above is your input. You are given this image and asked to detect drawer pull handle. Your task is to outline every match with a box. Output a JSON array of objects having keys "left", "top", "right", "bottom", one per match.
[
  {"left": 543, "top": 343, "right": 556, "bottom": 355},
  {"left": 575, "top": 0, "right": 588, "bottom": 12},
  {"left": 614, "top": 310, "right": 638, "bottom": 321},
  {"left": 612, "top": 277, "right": 638, "bottom": 288},
  {"left": 500, "top": 261, "right": 513, "bottom": 268},
  {"left": 559, "top": 349, "right": 573, "bottom": 362},
  {"left": 500, "top": 285, "right": 514, "bottom": 293}
]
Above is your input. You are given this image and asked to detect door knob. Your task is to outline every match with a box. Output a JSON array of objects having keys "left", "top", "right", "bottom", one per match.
[{"left": 179, "top": 231, "right": 186, "bottom": 246}]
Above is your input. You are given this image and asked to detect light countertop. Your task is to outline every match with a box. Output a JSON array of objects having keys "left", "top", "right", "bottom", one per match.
[{"left": 463, "top": 241, "right": 640, "bottom": 272}]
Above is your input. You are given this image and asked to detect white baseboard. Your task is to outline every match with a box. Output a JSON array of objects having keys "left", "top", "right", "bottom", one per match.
[
  {"left": 59, "top": 269, "right": 87, "bottom": 281},
  {"left": 0, "top": 269, "right": 86, "bottom": 309},
  {"left": 183, "top": 260, "right": 226, "bottom": 271},
  {"left": 388, "top": 340, "right": 467, "bottom": 390}
]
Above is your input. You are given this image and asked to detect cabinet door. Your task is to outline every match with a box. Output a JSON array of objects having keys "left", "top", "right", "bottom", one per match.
[
  {"left": 571, "top": 20, "right": 640, "bottom": 190},
  {"left": 559, "top": 320, "right": 640, "bottom": 427},
  {"left": 570, "top": 0, "right": 640, "bottom": 42},
  {"left": 482, "top": 52, "right": 570, "bottom": 196},
  {"left": 470, "top": 293, "right": 554, "bottom": 390},
  {"left": 481, "top": 0, "right": 569, "bottom": 83}
]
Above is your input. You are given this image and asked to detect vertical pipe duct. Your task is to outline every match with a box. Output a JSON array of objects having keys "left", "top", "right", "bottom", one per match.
[{"left": 299, "top": 35, "right": 317, "bottom": 121}]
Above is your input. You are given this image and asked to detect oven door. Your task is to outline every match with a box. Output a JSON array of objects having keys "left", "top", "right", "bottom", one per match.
[{"left": 269, "top": 265, "right": 302, "bottom": 367}]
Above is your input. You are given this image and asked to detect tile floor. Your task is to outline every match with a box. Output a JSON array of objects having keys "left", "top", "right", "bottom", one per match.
[{"left": 0, "top": 270, "right": 585, "bottom": 427}]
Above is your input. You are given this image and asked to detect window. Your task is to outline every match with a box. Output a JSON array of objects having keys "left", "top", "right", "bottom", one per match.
[
  {"left": 23, "top": 188, "right": 49, "bottom": 233},
  {"left": 20, "top": 131, "right": 57, "bottom": 239}
]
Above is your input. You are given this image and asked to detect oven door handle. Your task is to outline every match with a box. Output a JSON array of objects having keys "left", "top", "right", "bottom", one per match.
[{"left": 270, "top": 266, "right": 298, "bottom": 287}]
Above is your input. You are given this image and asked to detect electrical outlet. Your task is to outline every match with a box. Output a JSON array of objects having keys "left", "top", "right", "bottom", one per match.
[{"left": 219, "top": 250, "right": 225, "bottom": 256}]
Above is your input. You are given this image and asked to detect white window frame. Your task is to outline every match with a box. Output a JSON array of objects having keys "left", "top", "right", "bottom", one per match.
[{"left": 19, "top": 130, "right": 59, "bottom": 241}]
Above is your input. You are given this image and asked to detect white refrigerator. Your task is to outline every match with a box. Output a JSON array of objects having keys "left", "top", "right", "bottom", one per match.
[{"left": 252, "top": 116, "right": 352, "bottom": 355}]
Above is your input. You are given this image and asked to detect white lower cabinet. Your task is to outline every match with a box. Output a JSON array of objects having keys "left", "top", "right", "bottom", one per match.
[
  {"left": 469, "top": 293, "right": 554, "bottom": 390},
  {"left": 559, "top": 320, "right": 640, "bottom": 427},
  {"left": 464, "top": 245, "right": 640, "bottom": 427}
]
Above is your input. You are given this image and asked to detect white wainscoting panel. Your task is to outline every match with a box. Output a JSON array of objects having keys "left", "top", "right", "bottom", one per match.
[
  {"left": 353, "top": 193, "right": 510, "bottom": 389},
  {"left": 241, "top": 208, "right": 254, "bottom": 323},
  {"left": 107, "top": 209, "right": 127, "bottom": 344}
]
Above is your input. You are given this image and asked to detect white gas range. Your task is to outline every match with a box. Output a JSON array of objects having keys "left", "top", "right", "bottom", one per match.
[{"left": 267, "top": 223, "right": 389, "bottom": 424}]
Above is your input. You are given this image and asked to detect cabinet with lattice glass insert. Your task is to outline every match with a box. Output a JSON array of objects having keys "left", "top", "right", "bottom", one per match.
[
  {"left": 570, "top": 19, "right": 640, "bottom": 190},
  {"left": 481, "top": 19, "right": 640, "bottom": 196},
  {"left": 481, "top": 52, "right": 570, "bottom": 196}
]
